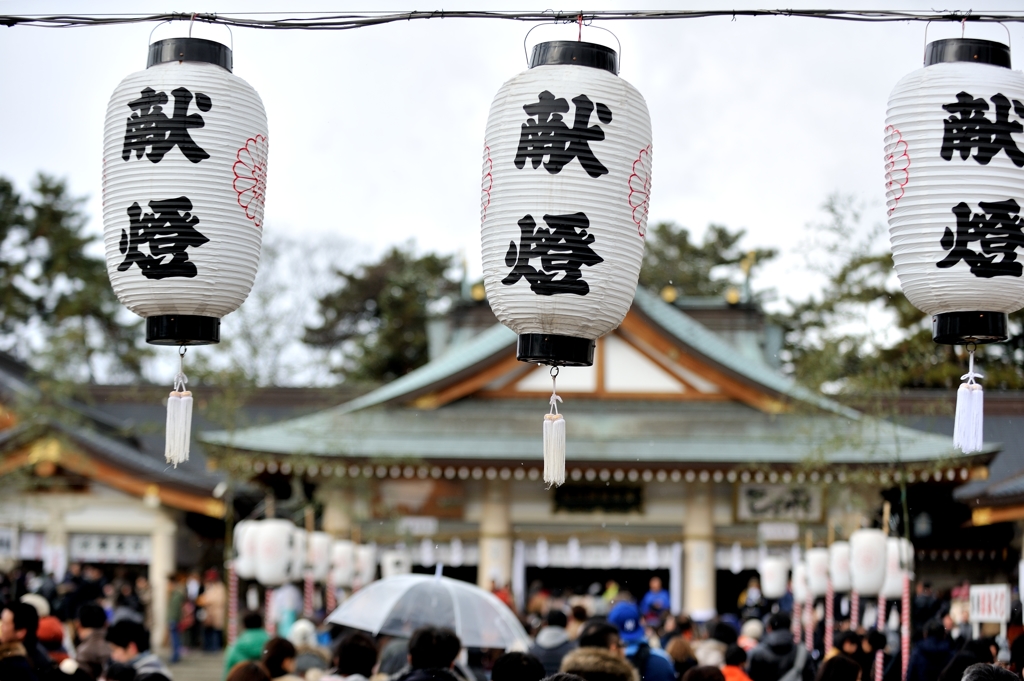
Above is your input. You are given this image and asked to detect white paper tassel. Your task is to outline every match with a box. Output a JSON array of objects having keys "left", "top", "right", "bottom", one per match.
[
  {"left": 165, "top": 350, "right": 193, "bottom": 467},
  {"left": 953, "top": 350, "right": 984, "bottom": 455},
  {"left": 543, "top": 368, "right": 566, "bottom": 488}
]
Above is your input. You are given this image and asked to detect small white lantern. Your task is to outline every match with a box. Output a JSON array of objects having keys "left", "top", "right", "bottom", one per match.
[
  {"left": 308, "top": 532, "right": 332, "bottom": 583},
  {"left": 353, "top": 545, "right": 377, "bottom": 589},
  {"left": 481, "top": 40, "right": 653, "bottom": 367},
  {"left": 331, "top": 540, "right": 355, "bottom": 588},
  {"left": 103, "top": 37, "right": 269, "bottom": 466},
  {"left": 760, "top": 556, "right": 790, "bottom": 600},
  {"left": 886, "top": 38, "right": 1024, "bottom": 452},
  {"left": 254, "top": 519, "right": 297, "bottom": 587},
  {"left": 233, "top": 519, "right": 259, "bottom": 580},
  {"left": 806, "top": 548, "right": 830, "bottom": 597},
  {"left": 792, "top": 562, "right": 809, "bottom": 603},
  {"left": 850, "top": 529, "right": 888, "bottom": 596},
  {"left": 829, "top": 541, "right": 852, "bottom": 593},
  {"left": 380, "top": 549, "right": 413, "bottom": 579},
  {"left": 287, "top": 528, "right": 308, "bottom": 583},
  {"left": 882, "top": 537, "right": 914, "bottom": 599}
]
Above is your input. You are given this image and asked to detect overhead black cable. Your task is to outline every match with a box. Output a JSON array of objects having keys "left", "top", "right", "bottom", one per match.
[{"left": 3, "top": 9, "right": 1024, "bottom": 30}]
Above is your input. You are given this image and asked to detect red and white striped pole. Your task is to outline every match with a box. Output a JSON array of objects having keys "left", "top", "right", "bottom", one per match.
[
  {"left": 303, "top": 571, "right": 315, "bottom": 618},
  {"left": 824, "top": 579, "right": 835, "bottom": 653},
  {"left": 901, "top": 575, "right": 911, "bottom": 681},
  {"left": 851, "top": 591, "right": 860, "bottom": 631},
  {"left": 793, "top": 601, "right": 803, "bottom": 644},
  {"left": 874, "top": 594, "right": 886, "bottom": 681},
  {"left": 227, "top": 561, "right": 239, "bottom": 645},
  {"left": 325, "top": 573, "right": 337, "bottom": 614},
  {"left": 805, "top": 594, "right": 814, "bottom": 652},
  {"left": 265, "top": 587, "right": 275, "bottom": 636}
]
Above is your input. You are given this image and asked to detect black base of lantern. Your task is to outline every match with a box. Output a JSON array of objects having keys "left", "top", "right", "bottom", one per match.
[
  {"left": 932, "top": 311, "right": 1007, "bottom": 345},
  {"left": 147, "top": 315, "right": 221, "bottom": 346},
  {"left": 517, "top": 333, "right": 595, "bottom": 367}
]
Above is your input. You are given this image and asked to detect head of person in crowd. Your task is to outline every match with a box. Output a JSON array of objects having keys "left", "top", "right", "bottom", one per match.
[
  {"left": 676, "top": 615, "right": 695, "bottom": 640},
  {"left": 740, "top": 619, "right": 763, "bottom": 645},
  {"left": 667, "top": 634, "right": 697, "bottom": 664},
  {"left": 924, "top": 618, "right": 946, "bottom": 641},
  {"left": 765, "top": 612, "right": 791, "bottom": 633},
  {"left": 711, "top": 622, "right": 739, "bottom": 646},
  {"left": 960, "top": 664, "right": 1020, "bottom": 681},
  {"left": 606, "top": 602, "right": 646, "bottom": 647},
  {"left": 333, "top": 631, "right": 378, "bottom": 680},
  {"left": 492, "top": 652, "right": 546, "bottom": 681},
  {"left": 287, "top": 619, "right": 319, "bottom": 649},
  {"left": 683, "top": 666, "right": 727, "bottom": 681},
  {"left": 77, "top": 602, "right": 107, "bottom": 634},
  {"left": 228, "top": 661, "right": 273, "bottom": 681},
  {"left": 835, "top": 631, "right": 861, "bottom": 657},
  {"left": 105, "top": 619, "right": 150, "bottom": 663},
  {"left": 577, "top": 621, "right": 623, "bottom": 655},
  {"left": 243, "top": 611, "right": 265, "bottom": 631},
  {"left": 262, "top": 637, "right": 298, "bottom": 679},
  {"left": 814, "top": 654, "right": 862, "bottom": 681},
  {"left": 560, "top": 642, "right": 638, "bottom": 681},
  {"left": 1, "top": 602, "right": 38, "bottom": 645},
  {"left": 408, "top": 626, "right": 462, "bottom": 670},
  {"left": 37, "top": 615, "right": 68, "bottom": 662},
  {"left": 20, "top": 593, "right": 50, "bottom": 619},
  {"left": 725, "top": 645, "right": 747, "bottom": 668},
  {"left": 546, "top": 609, "right": 569, "bottom": 630},
  {"left": 571, "top": 606, "right": 589, "bottom": 625}
]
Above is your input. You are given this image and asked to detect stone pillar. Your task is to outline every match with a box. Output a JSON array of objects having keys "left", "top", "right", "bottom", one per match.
[
  {"left": 149, "top": 513, "right": 177, "bottom": 652},
  {"left": 683, "top": 483, "right": 717, "bottom": 619},
  {"left": 477, "top": 479, "right": 512, "bottom": 590},
  {"left": 321, "top": 488, "right": 353, "bottom": 537}
]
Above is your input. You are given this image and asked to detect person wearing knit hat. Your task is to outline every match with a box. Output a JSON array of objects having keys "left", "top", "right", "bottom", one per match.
[
  {"left": 19, "top": 594, "right": 50, "bottom": 619},
  {"left": 36, "top": 615, "right": 68, "bottom": 664},
  {"left": 607, "top": 602, "right": 675, "bottom": 681}
]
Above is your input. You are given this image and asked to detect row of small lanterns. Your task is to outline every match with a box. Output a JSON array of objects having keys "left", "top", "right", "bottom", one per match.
[
  {"left": 100, "top": 26, "right": 1024, "bottom": 471},
  {"left": 239, "top": 458, "right": 974, "bottom": 485}
]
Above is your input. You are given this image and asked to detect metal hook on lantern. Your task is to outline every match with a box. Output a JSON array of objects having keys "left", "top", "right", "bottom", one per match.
[
  {"left": 522, "top": 15, "right": 622, "bottom": 69},
  {"left": 147, "top": 14, "right": 233, "bottom": 52}
]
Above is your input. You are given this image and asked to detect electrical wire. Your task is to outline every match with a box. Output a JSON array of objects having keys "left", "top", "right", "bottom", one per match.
[{"left": 3, "top": 9, "right": 1024, "bottom": 31}]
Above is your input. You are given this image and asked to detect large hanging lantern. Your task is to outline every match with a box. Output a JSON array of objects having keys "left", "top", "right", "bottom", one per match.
[
  {"left": 103, "top": 36, "right": 269, "bottom": 465},
  {"left": 806, "top": 548, "right": 830, "bottom": 597},
  {"left": 828, "top": 541, "right": 851, "bottom": 593},
  {"left": 309, "top": 532, "right": 332, "bottom": 583},
  {"left": 849, "top": 529, "right": 888, "bottom": 596},
  {"left": 760, "top": 556, "right": 789, "bottom": 600},
  {"left": 254, "top": 519, "right": 297, "bottom": 587},
  {"left": 233, "top": 519, "right": 259, "bottom": 580},
  {"left": 881, "top": 537, "right": 914, "bottom": 599},
  {"left": 481, "top": 39, "right": 653, "bottom": 485},
  {"left": 886, "top": 38, "right": 1024, "bottom": 453},
  {"left": 331, "top": 540, "right": 355, "bottom": 588}
]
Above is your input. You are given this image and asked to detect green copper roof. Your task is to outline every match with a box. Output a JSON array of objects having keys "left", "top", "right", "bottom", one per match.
[{"left": 202, "top": 288, "right": 988, "bottom": 463}]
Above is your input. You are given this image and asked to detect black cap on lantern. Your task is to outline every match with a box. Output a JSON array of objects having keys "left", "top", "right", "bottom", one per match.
[
  {"left": 924, "top": 38, "right": 1010, "bottom": 68},
  {"left": 147, "top": 315, "right": 221, "bottom": 346},
  {"left": 518, "top": 334, "right": 596, "bottom": 367},
  {"left": 148, "top": 37, "right": 233, "bottom": 72},
  {"left": 530, "top": 41, "right": 618, "bottom": 75},
  {"left": 932, "top": 311, "right": 1008, "bottom": 345}
]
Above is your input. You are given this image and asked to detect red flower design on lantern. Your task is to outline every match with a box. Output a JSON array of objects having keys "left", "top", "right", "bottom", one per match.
[
  {"left": 884, "top": 125, "right": 910, "bottom": 216},
  {"left": 233, "top": 134, "right": 269, "bottom": 228},
  {"left": 628, "top": 145, "right": 652, "bottom": 237},
  {"left": 481, "top": 143, "right": 493, "bottom": 222}
]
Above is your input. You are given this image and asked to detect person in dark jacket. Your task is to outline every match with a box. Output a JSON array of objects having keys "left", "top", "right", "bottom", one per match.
[
  {"left": 748, "top": 613, "right": 810, "bottom": 681},
  {"left": 530, "top": 610, "right": 578, "bottom": 676},
  {"left": 1, "top": 601, "right": 53, "bottom": 678},
  {"left": 936, "top": 639, "right": 994, "bottom": 681},
  {"left": 906, "top": 620, "right": 953, "bottom": 681},
  {"left": 106, "top": 619, "right": 173, "bottom": 681},
  {"left": 75, "top": 602, "right": 112, "bottom": 680},
  {"left": 393, "top": 626, "right": 462, "bottom": 681}
]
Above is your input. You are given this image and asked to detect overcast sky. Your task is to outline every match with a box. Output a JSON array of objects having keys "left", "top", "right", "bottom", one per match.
[{"left": 3, "top": 1, "right": 1024, "bottom": 310}]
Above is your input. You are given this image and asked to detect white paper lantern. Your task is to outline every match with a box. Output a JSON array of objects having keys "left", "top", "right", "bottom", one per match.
[
  {"left": 380, "top": 549, "right": 413, "bottom": 579},
  {"left": 882, "top": 537, "right": 914, "bottom": 599},
  {"left": 233, "top": 519, "right": 259, "bottom": 580},
  {"left": 886, "top": 38, "right": 1024, "bottom": 344},
  {"left": 829, "top": 541, "right": 852, "bottom": 593},
  {"left": 481, "top": 41, "right": 652, "bottom": 366},
  {"left": 287, "top": 528, "right": 308, "bottom": 582},
  {"left": 353, "top": 544, "right": 377, "bottom": 589},
  {"left": 792, "top": 562, "right": 809, "bottom": 603},
  {"left": 760, "top": 556, "right": 790, "bottom": 600},
  {"left": 806, "top": 548, "right": 830, "bottom": 597},
  {"left": 330, "top": 540, "right": 355, "bottom": 588},
  {"left": 850, "top": 529, "right": 888, "bottom": 596},
  {"left": 103, "top": 37, "right": 269, "bottom": 346},
  {"left": 309, "top": 532, "right": 332, "bottom": 583},
  {"left": 254, "top": 519, "right": 296, "bottom": 587}
]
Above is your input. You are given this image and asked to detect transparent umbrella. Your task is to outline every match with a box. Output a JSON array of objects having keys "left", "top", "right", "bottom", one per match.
[{"left": 326, "top": 574, "right": 530, "bottom": 650}]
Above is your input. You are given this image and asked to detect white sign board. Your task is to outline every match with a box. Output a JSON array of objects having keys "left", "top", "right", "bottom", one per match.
[
  {"left": 69, "top": 534, "right": 152, "bottom": 564},
  {"left": 758, "top": 522, "right": 800, "bottom": 542},
  {"left": 737, "top": 485, "right": 823, "bottom": 522},
  {"left": 969, "top": 584, "right": 1011, "bottom": 624}
]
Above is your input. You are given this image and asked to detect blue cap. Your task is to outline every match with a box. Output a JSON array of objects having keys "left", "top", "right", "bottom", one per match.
[{"left": 608, "top": 602, "right": 646, "bottom": 644}]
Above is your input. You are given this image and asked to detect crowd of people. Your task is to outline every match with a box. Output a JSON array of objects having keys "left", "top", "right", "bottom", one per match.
[{"left": 3, "top": 567, "right": 1024, "bottom": 681}]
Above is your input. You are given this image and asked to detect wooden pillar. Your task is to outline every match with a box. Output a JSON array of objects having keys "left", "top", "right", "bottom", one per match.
[
  {"left": 149, "top": 514, "right": 176, "bottom": 652},
  {"left": 477, "top": 479, "right": 511, "bottom": 590},
  {"left": 684, "top": 483, "right": 716, "bottom": 619},
  {"left": 321, "top": 488, "right": 352, "bottom": 537}
]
